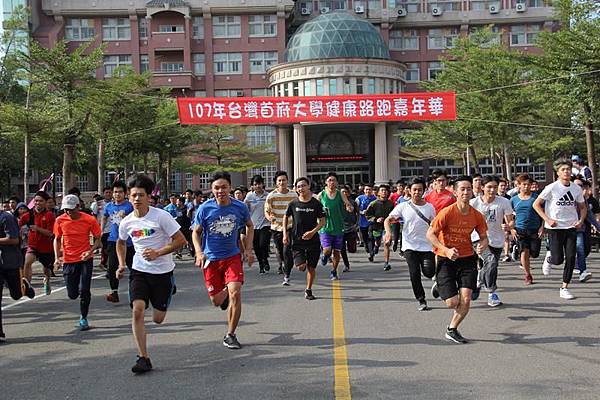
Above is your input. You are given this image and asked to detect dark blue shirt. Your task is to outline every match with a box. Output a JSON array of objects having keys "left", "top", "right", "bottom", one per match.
[
  {"left": 356, "top": 194, "right": 376, "bottom": 228},
  {"left": 511, "top": 193, "right": 541, "bottom": 230},
  {"left": 104, "top": 201, "right": 134, "bottom": 245}
]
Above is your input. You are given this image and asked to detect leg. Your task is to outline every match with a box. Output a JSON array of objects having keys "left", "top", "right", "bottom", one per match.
[
  {"left": 306, "top": 267, "right": 316, "bottom": 290},
  {"left": 575, "top": 231, "right": 586, "bottom": 273},
  {"left": 79, "top": 260, "right": 93, "bottom": 319},
  {"left": 252, "top": 228, "right": 262, "bottom": 268},
  {"left": 405, "top": 251, "right": 426, "bottom": 301},
  {"left": 331, "top": 249, "right": 340, "bottom": 271},
  {"left": 259, "top": 227, "right": 272, "bottom": 267},
  {"left": 131, "top": 300, "right": 148, "bottom": 357},
  {"left": 226, "top": 282, "right": 242, "bottom": 335},
  {"left": 283, "top": 230, "right": 294, "bottom": 277},
  {"left": 209, "top": 288, "right": 229, "bottom": 307},
  {"left": 479, "top": 246, "right": 501, "bottom": 293},
  {"left": 383, "top": 240, "right": 390, "bottom": 263},
  {"left": 23, "top": 252, "right": 36, "bottom": 283},
  {"left": 521, "top": 248, "right": 531, "bottom": 276},
  {"left": 272, "top": 230, "right": 284, "bottom": 273},
  {"left": 340, "top": 237, "right": 350, "bottom": 268},
  {"left": 562, "top": 229, "right": 577, "bottom": 288},
  {"left": 107, "top": 242, "right": 120, "bottom": 292},
  {"left": 449, "top": 287, "right": 473, "bottom": 329}
]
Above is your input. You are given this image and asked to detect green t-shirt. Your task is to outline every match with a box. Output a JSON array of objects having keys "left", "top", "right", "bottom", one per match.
[{"left": 319, "top": 189, "right": 344, "bottom": 236}]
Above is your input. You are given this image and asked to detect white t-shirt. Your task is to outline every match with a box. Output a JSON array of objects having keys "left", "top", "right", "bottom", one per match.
[
  {"left": 538, "top": 181, "right": 584, "bottom": 229},
  {"left": 470, "top": 196, "right": 513, "bottom": 248},
  {"left": 119, "top": 207, "right": 181, "bottom": 274},
  {"left": 388, "top": 201, "right": 436, "bottom": 252}
]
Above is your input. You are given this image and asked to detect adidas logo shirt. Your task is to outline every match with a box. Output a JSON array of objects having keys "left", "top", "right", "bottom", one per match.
[{"left": 538, "top": 181, "right": 584, "bottom": 229}]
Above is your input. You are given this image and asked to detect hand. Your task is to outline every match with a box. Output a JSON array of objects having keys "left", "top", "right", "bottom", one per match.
[
  {"left": 547, "top": 219, "right": 557, "bottom": 228},
  {"left": 475, "top": 243, "right": 485, "bottom": 255},
  {"left": 383, "top": 232, "right": 391, "bottom": 245},
  {"left": 444, "top": 247, "right": 459, "bottom": 261},
  {"left": 142, "top": 248, "right": 160, "bottom": 261},
  {"left": 346, "top": 204, "right": 354, "bottom": 213},
  {"left": 301, "top": 231, "right": 315, "bottom": 241},
  {"left": 538, "top": 228, "right": 545, "bottom": 238},
  {"left": 574, "top": 220, "right": 584, "bottom": 229},
  {"left": 283, "top": 235, "right": 290, "bottom": 246},
  {"left": 195, "top": 252, "right": 206, "bottom": 268},
  {"left": 53, "top": 258, "right": 63, "bottom": 270},
  {"left": 80, "top": 250, "right": 93, "bottom": 261},
  {"left": 29, "top": 225, "right": 37, "bottom": 232},
  {"left": 377, "top": 217, "right": 384, "bottom": 223},
  {"left": 501, "top": 223, "right": 508, "bottom": 232},
  {"left": 510, "top": 228, "right": 518, "bottom": 239},
  {"left": 245, "top": 251, "right": 254, "bottom": 267},
  {"left": 116, "top": 266, "right": 126, "bottom": 279}
]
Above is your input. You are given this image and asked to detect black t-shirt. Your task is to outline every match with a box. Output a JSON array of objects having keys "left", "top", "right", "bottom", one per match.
[
  {"left": 285, "top": 197, "right": 325, "bottom": 247},
  {"left": 0, "top": 211, "right": 22, "bottom": 270}
]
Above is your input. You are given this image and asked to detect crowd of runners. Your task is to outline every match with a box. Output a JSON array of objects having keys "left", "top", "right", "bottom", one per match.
[{"left": 0, "top": 154, "right": 597, "bottom": 373}]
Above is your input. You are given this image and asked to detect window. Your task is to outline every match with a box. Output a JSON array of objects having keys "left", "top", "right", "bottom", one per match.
[
  {"left": 169, "top": 171, "right": 182, "bottom": 193},
  {"left": 213, "top": 52, "right": 242, "bottom": 74},
  {"left": 212, "top": 16, "right": 241, "bottom": 38},
  {"left": 428, "top": 27, "right": 459, "bottom": 49},
  {"left": 192, "top": 53, "right": 205, "bottom": 75},
  {"left": 368, "top": 0, "right": 381, "bottom": 10},
  {"left": 194, "top": 90, "right": 207, "bottom": 97},
  {"left": 249, "top": 163, "right": 277, "bottom": 188},
  {"left": 316, "top": 79, "right": 324, "bottom": 96},
  {"left": 214, "top": 89, "right": 244, "bottom": 97},
  {"left": 251, "top": 88, "right": 269, "bottom": 97},
  {"left": 511, "top": 25, "right": 541, "bottom": 46},
  {"left": 303, "top": 80, "right": 311, "bottom": 96},
  {"left": 249, "top": 51, "right": 278, "bottom": 74},
  {"left": 77, "top": 175, "right": 89, "bottom": 192},
  {"left": 138, "top": 18, "right": 148, "bottom": 39},
  {"left": 160, "top": 62, "right": 184, "bottom": 72},
  {"left": 104, "top": 171, "right": 117, "bottom": 188},
  {"left": 356, "top": 78, "right": 364, "bottom": 94},
  {"left": 140, "top": 55, "right": 149, "bottom": 73},
  {"left": 159, "top": 25, "right": 184, "bottom": 33},
  {"left": 248, "top": 15, "right": 277, "bottom": 37},
  {"left": 397, "top": 0, "right": 420, "bottom": 12},
  {"left": 102, "top": 18, "right": 131, "bottom": 40},
  {"left": 437, "top": 0, "right": 461, "bottom": 11},
  {"left": 343, "top": 78, "right": 351, "bottom": 94},
  {"left": 367, "top": 78, "right": 376, "bottom": 94},
  {"left": 185, "top": 173, "right": 193, "bottom": 190},
  {"left": 405, "top": 62, "right": 420, "bottom": 82},
  {"left": 389, "top": 29, "right": 419, "bottom": 50},
  {"left": 65, "top": 18, "right": 95, "bottom": 41},
  {"left": 470, "top": 0, "right": 486, "bottom": 11},
  {"left": 192, "top": 16, "right": 204, "bottom": 38},
  {"left": 103, "top": 55, "right": 132, "bottom": 77},
  {"left": 318, "top": 1, "right": 347, "bottom": 10},
  {"left": 293, "top": 82, "right": 300, "bottom": 96},
  {"left": 329, "top": 78, "right": 337, "bottom": 95},
  {"left": 247, "top": 126, "right": 276, "bottom": 152},
  {"left": 527, "top": 0, "right": 544, "bottom": 7},
  {"left": 199, "top": 173, "right": 211, "bottom": 189},
  {"left": 470, "top": 25, "right": 501, "bottom": 46},
  {"left": 428, "top": 61, "right": 443, "bottom": 80},
  {"left": 55, "top": 174, "right": 63, "bottom": 194}
]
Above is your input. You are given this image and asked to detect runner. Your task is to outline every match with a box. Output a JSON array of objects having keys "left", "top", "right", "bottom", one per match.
[
  {"left": 53, "top": 195, "right": 102, "bottom": 331},
  {"left": 470, "top": 176, "right": 514, "bottom": 307},
  {"left": 20, "top": 191, "right": 56, "bottom": 295},
  {"left": 193, "top": 171, "right": 254, "bottom": 350},
  {"left": 174, "top": 196, "right": 192, "bottom": 260},
  {"left": 316, "top": 172, "right": 355, "bottom": 280},
  {"left": 574, "top": 179, "right": 598, "bottom": 282},
  {"left": 426, "top": 176, "right": 488, "bottom": 344},
  {"left": 102, "top": 181, "right": 134, "bottom": 303},
  {"left": 355, "top": 184, "right": 376, "bottom": 254},
  {"left": 164, "top": 194, "right": 178, "bottom": 218},
  {"left": 245, "top": 175, "right": 271, "bottom": 274},
  {"left": 116, "top": 174, "right": 186, "bottom": 373},
  {"left": 533, "top": 159, "right": 586, "bottom": 300},
  {"left": 571, "top": 155, "right": 592, "bottom": 181},
  {"left": 8, "top": 196, "right": 19, "bottom": 214},
  {"left": 365, "top": 185, "right": 394, "bottom": 270},
  {"left": 472, "top": 174, "right": 483, "bottom": 198},
  {"left": 339, "top": 185, "right": 359, "bottom": 273},
  {"left": 424, "top": 169, "right": 456, "bottom": 214},
  {"left": 389, "top": 180, "right": 405, "bottom": 252},
  {"left": 92, "top": 187, "right": 112, "bottom": 271},
  {"left": 510, "top": 174, "right": 543, "bottom": 285},
  {"left": 384, "top": 178, "right": 436, "bottom": 311},
  {"left": 283, "top": 177, "right": 326, "bottom": 300},
  {"left": 265, "top": 171, "right": 297, "bottom": 284}
]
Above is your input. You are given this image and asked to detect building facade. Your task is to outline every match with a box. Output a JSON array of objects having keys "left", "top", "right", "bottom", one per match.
[{"left": 30, "top": 0, "right": 556, "bottom": 190}]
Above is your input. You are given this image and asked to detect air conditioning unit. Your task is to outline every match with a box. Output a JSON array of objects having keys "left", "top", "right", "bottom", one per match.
[
  {"left": 320, "top": 6, "right": 330, "bottom": 13},
  {"left": 396, "top": 6, "right": 407, "bottom": 17},
  {"left": 301, "top": 7, "right": 311, "bottom": 15},
  {"left": 515, "top": 2, "right": 526, "bottom": 12},
  {"left": 431, "top": 5, "right": 443, "bottom": 16},
  {"left": 354, "top": 5, "right": 365, "bottom": 13},
  {"left": 488, "top": 2, "right": 500, "bottom": 14}
]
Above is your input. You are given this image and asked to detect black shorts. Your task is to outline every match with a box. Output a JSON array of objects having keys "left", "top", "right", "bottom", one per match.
[
  {"left": 436, "top": 255, "right": 478, "bottom": 300},
  {"left": 129, "top": 269, "right": 174, "bottom": 312},
  {"left": 515, "top": 228, "right": 541, "bottom": 258},
  {"left": 27, "top": 249, "right": 55, "bottom": 270},
  {"left": 292, "top": 245, "right": 320, "bottom": 269},
  {"left": 0, "top": 268, "right": 23, "bottom": 300}
]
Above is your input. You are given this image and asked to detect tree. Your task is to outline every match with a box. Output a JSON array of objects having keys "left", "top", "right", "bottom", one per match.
[{"left": 0, "top": 4, "right": 28, "bottom": 104}]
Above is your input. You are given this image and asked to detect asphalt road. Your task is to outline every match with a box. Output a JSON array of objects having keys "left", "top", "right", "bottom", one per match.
[{"left": 1, "top": 249, "right": 599, "bottom": 400}]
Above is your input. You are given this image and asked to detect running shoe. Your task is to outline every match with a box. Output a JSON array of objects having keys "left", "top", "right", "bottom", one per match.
[
  {"left": 487, "top": 292, "right": 502, "bottom": 307},
  {"left": 383, "top": 263, "right": 391, "bottom": 271},
  {"left": 431, "top": 281, "right": 440, "bottom": 299},
  {"left": 417, "top": 300, "right": 429, "bottom": 311},
  {"left": 392, "top": 243, "right": 398, "bottom": 252},
  {"left": 220, "top": 295, "right": 229, "bottom": 310},
  {"left": 259, "top": 266, "right": 265, "bottom": 274},
  {"left": 320, "top": 254, "right": 330, "bottom": 267},
  {"left": 579, "top": 271, "right": 592, "bottom": 282},
  {"left": 329, "top": 270, "right": 338, "bottom": 280},
  {"left": 524, "top": 274, "right": 533, "bottom": 285},
  {"left": 43, "top": 277, "right": 51, "bottom": 295},
  {"left": 172, "top": 285, "right": 177, "bottom": 295},
  {"left": 501, "top": 255, "right": 512, "bottom": 263},
  {"left": 131, "top": 356, "right": 153, "bottom": 373},
  {"left": 105, "top": 292, "right": 119, "bottom": 303},
  {"left": 22, "top": 278, "right": 35, "bottom": 299},
  {"left": 471, "top": 286, "right": 481, "bottom": 301},
  {"left": 559, "top": 288, "right": 574, "bottom": 300},
  {"left": 542, "top": 257, "right": 552, "bottom": 276},
  {"left": 79, "top": 317, "right": 90, "bottom": 331},
  {"left": 511, "top": 244, "right": 520, "bottom": 262},
  {"left": 263, "top": 261, "right": 270, "bottom": 272},
  {"left": 175, "top": 252, "right": 182, "bottom": 260},
  {"left": 282, "top": 276, "right": 291, "bottom": 286},
  {"left": 368, "top": 255, "right": 374, "bottom": 263},
  {"left": 445, "top": 327, "right": 468, "bottom": 344},
  {"left": 0, "top": 332, "right": 6, "bottom": 343},
  {"left": 305, "top": 289, "right": 316, "bottom": 300},
  {"left": 223, "top": 333, "right": 242, "bottom": 349},
  {"left": 342, "top": 265, "right": 350, "bottom": 272}
]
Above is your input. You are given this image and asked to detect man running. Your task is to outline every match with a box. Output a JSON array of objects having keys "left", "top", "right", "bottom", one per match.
[
  {"left": 53, "top": 195, "right": 102, "bottom": 331},
  {"left": 424, "top": 169, "right": 456, "bottom": 214},
  {"left": 426, "top": 176, "right": 488, "bottom": 344},
  {"left": 92, "top": 187, "right": 113, "bottom": 271},
  {"left": 389, "top": 180, "right": 405, "bottom": 252},
  {"left": 193, "top": 171, "right": 254, "bottom": 350},
  {"left": 355, "top": 184, "right": 376, "bottom": 253},
  {"left": 365, "top": 185, "right": 394, "bottom": 270},
  {"left": 283, "top": 177, "right": 326, "bottom": 300},
  {"left": 533, "top": 159, "right": 586, "bottom": 300},
  {"left": 384, "top": 178, "right": 436, "bottom": 311},
  {"left": 117, "top": 174, "right": 186, "bottom": 373},
  {"left": 102, "top": 181, "right": 134, "bottom": 303},
  {"left": 575, "top": 179, "right": 599, "bottom": 282},
  {"left": 245, "top": 175, "right": 271, "bottom": 274},
  {"left": 340, "top": 185, "right": 359, "bottom": 273},
  {"left": 472, "top": 174, "right": 483, "bottom": 198},
  {"left": 470, "top": 176, "right": 514, "bottom": 307}
]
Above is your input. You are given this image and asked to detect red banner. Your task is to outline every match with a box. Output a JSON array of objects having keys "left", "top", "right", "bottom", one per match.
[{"left": 177, "top": 92, "right": 456, "bottom": 125}]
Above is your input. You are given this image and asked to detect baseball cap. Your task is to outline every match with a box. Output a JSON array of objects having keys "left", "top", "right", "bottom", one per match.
[
  {"left": 61, "top": 194, "right": 79, "bottom": 210},
  {"left": 571, "top": 155, "right": 583, "bottom": 163}
]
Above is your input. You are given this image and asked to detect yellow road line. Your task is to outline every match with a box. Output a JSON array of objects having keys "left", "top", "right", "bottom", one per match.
[{"left": 332, "top": 279, "right": 352, "bottom": 400}]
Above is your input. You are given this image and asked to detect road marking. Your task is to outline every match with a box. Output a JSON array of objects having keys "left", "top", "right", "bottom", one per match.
[
  {"left": 332, "top": 279, "right": 351, "bottom": 400},
  {"left": 1, "top": 274, "right": 104, "bottom": 311}
]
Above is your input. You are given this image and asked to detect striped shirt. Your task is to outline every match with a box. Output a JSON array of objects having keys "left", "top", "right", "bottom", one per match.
[{"left": 265, "top": 190, "right": 298, "bottom": 231}]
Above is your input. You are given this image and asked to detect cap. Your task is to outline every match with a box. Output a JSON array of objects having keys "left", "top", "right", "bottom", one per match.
[
  {"left": 572, "top": 155, "right": 583, "bottom": 163},
  {"left": 61, "top": 194, "right": 79, "bottom": 210}
]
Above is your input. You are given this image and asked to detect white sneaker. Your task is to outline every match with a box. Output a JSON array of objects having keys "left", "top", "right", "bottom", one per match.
[
  {"left": 542, "top": 257, "right": 552, "bottom": 276},
  {"left": 579, "top": 271, "right": 592, "bottom": 282},
  {"left": 282, "top": 277, "right": 290, "bottom": 286},
  {"left": 559, "top": 288, "right": 575, "bottom": 300}
]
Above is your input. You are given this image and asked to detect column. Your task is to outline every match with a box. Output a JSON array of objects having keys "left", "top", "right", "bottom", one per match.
[
  {"left": 293, "top": 124, "right": 307, "bottom": 181},
  {"left": 278, "top": 126, "right": 292, "bottom": 174},
  {"left": 374, "top": 122, "right": 388, "bottom": 185},
  {"left": 386, "top": 124, "right": 400, "bottom": 181}
]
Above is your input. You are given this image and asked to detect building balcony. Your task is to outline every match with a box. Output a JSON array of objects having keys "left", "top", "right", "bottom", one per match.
[
  {"left": 151, "top": 70, "right": 195, "bottom": 89},
  {"left": 151, "top": 31, "right": 186, "bottom": 51}
]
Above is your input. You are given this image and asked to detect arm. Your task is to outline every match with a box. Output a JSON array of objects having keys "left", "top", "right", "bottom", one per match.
[
  {"left": 81, "top": 235, "right": 102, "bottom": 261},
  {"left": 264, "top": 196, "right": 275, "bottom": 222},
  {"left": 0, "top": 236, "right": 18, "bottom": 245},
  {"left": 142, "top": 230, "right": 187, "bottom": 261},
  {"left": 30, "top": 225, "right": 53, "bottom": 237},
  {"left": 282, "top": 214, "right": 290, "bottom": 246},
  {"left": 340, "top": 190, "right": 354, "bottom": 212},
  {"left": 383, "top": 215, "right": 394, "bottom": 245},
  {"left": 426, "top": 226, "right": 459, "bottom": 260},
  {"left": 302, "top": 216, "right": 326, "bottom": 241},
  {"left": 116, "top": 239, "right": 127, "bottom": 278},
  {"left": 533, "top": 196, "right": 555, "bottom": 227},
  {"left": 365, "top": 203, "right": 376, "bottom": 223},
  {"left": 244, "top": 219, "right": 255, "bottom": 267},
  {"left": 192, "top": 225, "right": 205, "bottom": 267},
  {"left": 575, "top": 201, "right": 587, "bottom": 229},
  {"left": 53, "top": 235, "right": 63, "bottom": 269}
]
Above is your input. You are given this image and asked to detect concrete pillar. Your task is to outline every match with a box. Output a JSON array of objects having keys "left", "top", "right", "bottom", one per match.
[
  {"left": 293, "top": 124, "right": 307, "bottom": 180},
  {"left": 386, "top": 124, "right": 400, "bottom": 182},
  {"left": 278, "top": 126, "right": 292, "bottom": 174},
  {"left": 374, "top": 122, "right": 388, "bottom": 185}
]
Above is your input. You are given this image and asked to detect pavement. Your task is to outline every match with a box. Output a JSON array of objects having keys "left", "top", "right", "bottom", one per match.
[{"left": 1, "top": 249, "right": 599, "bottom": 400}]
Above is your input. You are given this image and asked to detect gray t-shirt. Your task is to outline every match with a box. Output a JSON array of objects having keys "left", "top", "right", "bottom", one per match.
[
  {"left": 245, "top": 191, "right": 270, "bottom": 229},
  {"left": 0, "top": 211, "right": 22, "bottom": 270}
]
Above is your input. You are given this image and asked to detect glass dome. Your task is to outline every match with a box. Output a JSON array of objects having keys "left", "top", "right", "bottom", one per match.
[{"left": 284, "top": 11, "right": 391, "bottom": 62}]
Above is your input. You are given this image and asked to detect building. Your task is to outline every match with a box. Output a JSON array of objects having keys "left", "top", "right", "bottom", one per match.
[{"left": 29, "top": 0, "right": 556, "bottom": 191}]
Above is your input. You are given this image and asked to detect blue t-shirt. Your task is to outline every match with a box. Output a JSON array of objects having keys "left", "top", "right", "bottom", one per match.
[
  {"left": 194, "top": 198, "right": 250, "bottom": 261},
  {"left": 104, "top": 201, "right": 134, "bottom": 245},
  {"left": 0, "top": 211, "right": 22, "bottom": 270},
  {"left": 511, "top": 193, "right": 541, "bottom": 230},
  {"left": 164, "top": 203, "right": 177, "bottom": 218},
  {"left": 356, "top": 194, "right": 376, "bottom": 228}
]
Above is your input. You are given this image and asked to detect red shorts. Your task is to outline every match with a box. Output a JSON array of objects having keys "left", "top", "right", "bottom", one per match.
[{"left": 203, "top": 253, "right": 244, "bottom": 297}]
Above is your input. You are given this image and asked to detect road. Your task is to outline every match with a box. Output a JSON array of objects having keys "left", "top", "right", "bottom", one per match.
[{"left": 1, "top": 250, "right": 599, "bottom": 400}]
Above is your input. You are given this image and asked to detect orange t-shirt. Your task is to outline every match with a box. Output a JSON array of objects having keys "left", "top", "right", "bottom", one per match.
[
  {"left": 424, "top": 189, "right": 456, "bottom": 214},
  {"left": 430, "top": 204, "right": 487, "bottom": 258},
  {"left": 53, "top": 212, "right": 102, "bottom": 263}
]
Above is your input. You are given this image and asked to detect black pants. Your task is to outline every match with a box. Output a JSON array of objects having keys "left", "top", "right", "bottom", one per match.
[
  {"left": 272, "top": 229, "right": 293, "bottom": 276},
  {"left": 63, "top": 260, "right": 93, "bottom": 319},
  {"left": 181, "top": 227, "right": 193, "bottom": 256},
  {"left": 404, "top": 250, "right": 436, "bottom": 301},
  {"left": 547, "top": 228, "right": 577, "bottom": 284},
  {"left": 107, "top": 242, "right": 134, "bottom": 291},
  {"left": 253, "top": 226, "right": 272, "bottom": 266},
  {"left": 0, "top": 269, "right": 24, "bottom": 334},
  {"left": 340, "top": 231, "right": 358, "bottom": 268},
  {"left": 391, "top": 223, "right": 402, "bottom": 250},
  {"left": 100, "top": 232, "right": 109, "bottom": 267},
  {"left": 360, "top": 227, "right": 370, "bottom": 252}
]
